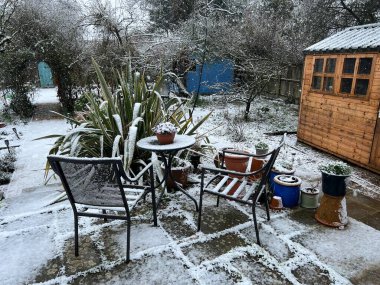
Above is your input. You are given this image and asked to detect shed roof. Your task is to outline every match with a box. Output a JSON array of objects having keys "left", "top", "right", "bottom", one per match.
[{"left": 304, "top": 23, "right": 380, "bottom": 54}]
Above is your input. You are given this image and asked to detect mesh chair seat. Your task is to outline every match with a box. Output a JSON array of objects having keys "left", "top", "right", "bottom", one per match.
[
  {"left": 76, "top": 185, "right": 146, "bottom": 211},
  {"left": 47, "top": 155, "right": 157, "bottom": 263}
]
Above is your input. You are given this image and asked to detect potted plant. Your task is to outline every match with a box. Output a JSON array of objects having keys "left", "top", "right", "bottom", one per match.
[
  {"left": 316, "top": 161, "right": 351, "bottom": 228},
  {"left": 161, "top": 157, "right": 192, "bottom": 189},
  {"left": 318, "top": 161, "right": 351, "bottom": 197},
  {"left": 255, "top": 141, "right": 269, "bottom": 155},
  {"left": 152, "top": 122, "right": 177, "bottom": 145},
  {"left": 300, "top": 186, "right": 320, "bottom": 208}
]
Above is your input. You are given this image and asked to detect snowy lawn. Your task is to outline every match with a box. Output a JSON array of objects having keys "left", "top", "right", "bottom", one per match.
[{"left": 0, "top": 94, "right": 379, "bottom": 284}]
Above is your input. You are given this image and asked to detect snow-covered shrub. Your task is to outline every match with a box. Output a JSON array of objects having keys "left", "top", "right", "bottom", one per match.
[
  {"left": 0, "top": 151, "right": 16, "bottom": 185},
  {"left": 255, "top": 141, "right": 268, "bottom": 149},
  {"left": 319, "top": 161, "right": 352, "bottom": 176},
  {"left": 0, "top": 172, "right": 11, "bottom": 185},
  {"left": 0, "top": 152, "right": 16, "bottom": 173},
  {"left": 43, "top": 59, "right": 211, "bottom": 175}
]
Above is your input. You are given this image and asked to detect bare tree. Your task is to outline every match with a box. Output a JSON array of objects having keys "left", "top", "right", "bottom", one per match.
[{"left": 0, "top": 0, "right": 18, "bottom": 53}]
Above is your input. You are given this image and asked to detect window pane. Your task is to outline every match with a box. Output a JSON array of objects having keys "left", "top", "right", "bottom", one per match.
[
  {"left": 325, "top": 58, "right": 336, "bottom": 73},
  {"left": 358, "top": 58, "right": 372, "bottom": 74},
  {"left": 312, "top": 76, "right": 322, "bottom": 89},
  {"left": 343, "top": 58, "right": 356, "bottom": 74},
  {"left": 323, "top": 77, "right": 334, "bottom": 92},
  {"left": 354, "top": 79, "right": 369, "bottom": 96},
  {"left": 313, "top": 59, "right": 324, "bottom": 73},
  {"left": 340, "top": 78, "right": 353, "bottom": 93}
]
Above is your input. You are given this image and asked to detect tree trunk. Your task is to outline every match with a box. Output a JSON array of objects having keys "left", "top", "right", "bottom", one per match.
[{"left": 244, "top": 101, "right": 251, "bottom": 121}]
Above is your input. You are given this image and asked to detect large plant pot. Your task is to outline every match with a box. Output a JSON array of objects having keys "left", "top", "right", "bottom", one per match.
[
  {"left": 156, "top": 132, "right": 175, "bottom": 145},
  {"left": 249, "top": 158, "right": 265, "bottom": 181},
  {"left": 223, "top": 150, "right": 249, "bottom": 195},
  {"left": 315, "top": 194, "right": 348, "bottom": 227},
  {"left": 273, "top": 175, "right": 301, "bottom": 208},
  {"left": 223, "top": 150, "right": 249, "bottom": 172},
  {"left": 321, "top": 171, "right": 349, "bottom": 197},
  {"left": 300, "top": 188, "right": 320, "bottom": 208},
  {"left": 161, "top": 160, "right": 191, "bottom": 189}
]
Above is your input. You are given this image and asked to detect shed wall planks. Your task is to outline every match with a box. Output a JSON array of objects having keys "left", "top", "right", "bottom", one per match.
[{"left": 298, "top": 53, "right": 380, "bottom": 173}]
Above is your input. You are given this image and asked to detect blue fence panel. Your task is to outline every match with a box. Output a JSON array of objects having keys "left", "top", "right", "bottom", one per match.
[
  {"left": 186, "top": 60, "right": 233, "bottom": 94},
  {"left": 38, "top": 61, "right": 54, "bottom": 88}
]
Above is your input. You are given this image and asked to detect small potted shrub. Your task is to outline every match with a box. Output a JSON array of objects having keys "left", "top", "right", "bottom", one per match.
[
  {"left": 316, "top": 161, "right": 351, "bottom": 228},
  {"left": 318, "top": 161, "right": 351, "bottom": 197},
  {"left": 300, "top": 186, "right": 320, "bottom": 208},
  {"left": 255, "top": 141, "right": 269, "bottom": 155},
  {"left": 152, "top": 122, "right": 177, "bottom": 145},
  {"left": 161, "top": 157, "right": 192, "bottom": 189}
]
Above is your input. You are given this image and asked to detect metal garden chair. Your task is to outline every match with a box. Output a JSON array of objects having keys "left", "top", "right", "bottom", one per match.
[
  {"left": 47, "top": 155, "right": 157, "bottom": 263},
  {"left": 197, "top": 135, "right": 285, "bottom": 245}
]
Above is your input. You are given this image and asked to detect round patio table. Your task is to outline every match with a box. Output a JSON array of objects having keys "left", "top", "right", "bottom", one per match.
[{"left": 137, "top": 135, "right": 198, "bottom": 211}]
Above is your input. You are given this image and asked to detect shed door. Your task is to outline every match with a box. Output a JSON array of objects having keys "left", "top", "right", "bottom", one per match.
[
  {"left": 38, "top": 61, "right": 54, "bottom": 88},
  {"left": 370, "top": 114, "right": 380, "bottom": 170}
]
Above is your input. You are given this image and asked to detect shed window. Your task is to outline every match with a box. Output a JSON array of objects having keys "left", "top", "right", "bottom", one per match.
[
  {"left": 358, "top": 58, "right": 372, "bottom": 74},
  {"left": 340, "top": 78, "right": 353, "bottom": 93},
  {"left": 354, "top": 79, "right": 369, "bottom": 95},
  {"left": 310, "top": 54, "right": 374, "bottom": 99},
  {"left": 311, "top": 57, "right": 335, "bottom": 93},
  {"left": 314, "top": 59, "right": 324, "bottom": 72},
  {"left": 325, "top": 59, "right": 336, "bottom": 73},
  {"left": 343, "top": 58, "right": 356, "bottom": 74},
  {"left": 339, "top": 56, "right": 373, "bottom": 98}
]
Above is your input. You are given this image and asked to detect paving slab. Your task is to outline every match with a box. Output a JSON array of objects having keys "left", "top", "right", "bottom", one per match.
[
  {"left": 291, "top": 218, "right": 380, "bottom": 280},
  {"left": 182, "top": 233, "right": 248, "bottom": 265}
]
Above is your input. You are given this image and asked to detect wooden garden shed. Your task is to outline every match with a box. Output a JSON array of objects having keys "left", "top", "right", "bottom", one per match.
[{"left": 298, "top": 23, "right": 380, "bottom": 174}]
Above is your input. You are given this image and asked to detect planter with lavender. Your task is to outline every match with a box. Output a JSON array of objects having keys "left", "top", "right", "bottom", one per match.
[
  {"left": 255, "top": 141, "right": 269, "bottom": 155},
  {"left": 152, "top": 122, "right": 177, "bottom": 145},
  {"left": 316, "top": 161, "right": 351, "bottom": 228},
  {"left": 319, "top": 161, "right": 351, "bottom": 197}
]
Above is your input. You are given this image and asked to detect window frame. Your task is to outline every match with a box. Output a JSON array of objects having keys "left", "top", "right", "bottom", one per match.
[
  {"left": 339, "top": 55, "right": 374, "bottom": 99},
  {"left": 310, "top": 55, "right": 337, "bottom": 94},
  {"left": 310, "top": 54, "right": 376, "bottom": 100}
]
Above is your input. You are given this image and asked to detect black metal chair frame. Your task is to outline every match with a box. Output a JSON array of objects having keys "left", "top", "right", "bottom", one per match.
[
  {"left": 197, "top": 135, "right": 285, "bottom": 245},
  {"left": 47, "top": 155, "right": 157, "bottom": 263}
]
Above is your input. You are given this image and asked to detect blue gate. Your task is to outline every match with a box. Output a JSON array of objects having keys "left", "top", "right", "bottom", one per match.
[
  {"left": 38, "top": 61, "right": 54, "bottom": 88},
  {"left": 185, "top": 60, "right": 233, "bottom": 94}
]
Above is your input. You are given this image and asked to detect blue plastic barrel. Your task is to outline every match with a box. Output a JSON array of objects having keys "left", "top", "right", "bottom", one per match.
[
  {"left": 273, "top": 175, "right": 301, "bottom": 208},
  {"left": 269, "top": 168, "right": 295, "bottom": 191}
]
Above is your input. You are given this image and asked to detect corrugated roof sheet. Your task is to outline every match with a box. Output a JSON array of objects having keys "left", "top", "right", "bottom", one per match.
[{"left": 304, "top": 23, "right": 380, "bottom": 53}]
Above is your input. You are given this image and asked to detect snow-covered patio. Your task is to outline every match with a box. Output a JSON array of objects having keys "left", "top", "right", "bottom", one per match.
[{"left": 1, "top": 89, "right": 380, "bottom": 285}]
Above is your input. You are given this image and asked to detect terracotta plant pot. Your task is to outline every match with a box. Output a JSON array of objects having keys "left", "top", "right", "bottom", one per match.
[
  {"left": 270, "top": 196, "right": 283, "bottom": 210},
  {"left": 315, "top": 194, "right": 348, "bottom": 227},
  {"left": 161, "top": 160, "right": 192, "bottom": 189},
  {"left": 223, "top": 150, "right": 250, "bottom": 172},
  {"left": 223, "top": 150, "right": 250, "bottom": 195},
  {"left": 249, "top": 158, "right": 265, "bottom": 181},
  {"left": 156, "top": 132, "right": 175, "bottom": 145}
]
